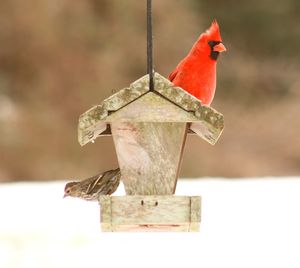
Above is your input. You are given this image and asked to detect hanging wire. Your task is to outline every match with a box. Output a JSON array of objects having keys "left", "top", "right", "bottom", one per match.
[{"left": 147, "top": 0, "right": 154, "bottom": 90}]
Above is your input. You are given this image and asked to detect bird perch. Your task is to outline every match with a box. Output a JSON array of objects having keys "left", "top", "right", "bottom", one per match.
[{"left": 78, "top": 73, "right": 224, "bottom": 232}]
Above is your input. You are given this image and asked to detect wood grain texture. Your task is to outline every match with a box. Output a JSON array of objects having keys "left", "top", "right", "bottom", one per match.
[
  {"left": 78, "top": 72, "right": 224, "bottom": 146},
  {"left": 111, "top": 122, "right": 187, "bottom": 195},
  {"left": 99, "top": 195, "right": 201, "bottom": 232},
  {"left": 99, "top": 196, "right": 112, "bottom": 232},
  {"left": 78, "top": 76, "right": 150, "bottom": 146},
  {"left": 105, "top": 92, "right": 198, "bottom": 122},
  {"left": 154, "top": 74, "right": 201, "bottom": 112},
  {"left": 190, "top": 196, "right": 201, "bottom": 231}
]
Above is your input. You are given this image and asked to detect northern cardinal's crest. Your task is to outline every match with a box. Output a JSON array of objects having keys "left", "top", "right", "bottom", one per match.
[{"left": 204, "top": 20, "right": 222, "bottom": 42}]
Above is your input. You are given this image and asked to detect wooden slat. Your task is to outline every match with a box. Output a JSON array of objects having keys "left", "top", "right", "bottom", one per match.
[
  {"left": 111, "top": 122, "right": 187, "bottom": 195},
  {"left": 78, "top": 76, "right": 150, "bottom": 146},
  {"left": 190, "top": 196, "right": 201, "bottom": 232},
  {"left": 78, "top": 72, "right": 224, "bottom": 146},
  {"left": 99, "top": 196, "right": 112, "bottom": 232},
  {"left": 99, "top": 195, "right": 201, "bottom": 232},
  {"left": 105, "top": 92, "right": 198, "bottom": 122}
]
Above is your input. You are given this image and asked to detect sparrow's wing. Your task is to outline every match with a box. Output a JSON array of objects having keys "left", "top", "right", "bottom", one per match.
[
  {"left": 85, "top": 173, "right": 104, "bottom": 194},
  {"left": 86, "top": 168, "right": 120, "bottom": 195},
  {"left": 100, "top": 170, "right": 121, "bottom": 195}
]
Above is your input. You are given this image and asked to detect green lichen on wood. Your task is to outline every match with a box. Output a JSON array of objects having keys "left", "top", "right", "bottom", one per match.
[
  {"left": 79, "top": 104, "right": 107, "bottom": 129},
  {"left": 78, "top": 72, "right": 224, "bottom": 146},
  {"left": 194, "top": 105, "right": 224, "bottom": 131},
  {"left": 105, "top": 92, "right": 198, "bottom": 122},
  {"left": 153, "top": 73, "right": 201, "bottom": 112},
  {"left": 78, "top": 78, "right": 150, "bottom": 145},
  {"left": 192, "top": 105, "right": 225, "bottom": 145},
  {"left": 153, "top": 73, "right": 224, "bottom": 132},
  {"left": 78, "top": 104, "right": 108, "bottom": 145},
  {"left": 103, "top": 85, "right": 148, "bottom": 111}
]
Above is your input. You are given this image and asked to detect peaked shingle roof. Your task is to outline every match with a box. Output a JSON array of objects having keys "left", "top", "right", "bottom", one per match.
[{"left": 78, "top": 73, "right": 224, "bottom": 146}]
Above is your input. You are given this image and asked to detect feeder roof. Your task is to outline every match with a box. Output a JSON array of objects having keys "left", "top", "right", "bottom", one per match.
[{"left": 78, "top": 73, "right": 224, "bottom": 146}]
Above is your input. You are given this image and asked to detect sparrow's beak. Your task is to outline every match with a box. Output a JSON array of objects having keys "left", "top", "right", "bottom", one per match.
[
  {"left": 63, "top": 193, "right": 67, "bottom": 198},
  {"left": 213, "top": 42, "right": 226, "bottom": 53}
]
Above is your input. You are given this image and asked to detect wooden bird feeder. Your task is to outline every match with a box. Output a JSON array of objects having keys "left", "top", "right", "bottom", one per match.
[{"left": 78, "top": 73, "right": 224, "bottom": 232}]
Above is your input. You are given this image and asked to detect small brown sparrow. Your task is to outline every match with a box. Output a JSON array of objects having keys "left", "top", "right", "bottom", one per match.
[{"left": 64, "top": 168, "right": 121, "bottom": 201}]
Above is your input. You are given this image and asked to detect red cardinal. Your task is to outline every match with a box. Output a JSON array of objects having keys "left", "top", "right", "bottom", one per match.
[{"left": 169, "top": 20, "right": 226, "bottom": 105}]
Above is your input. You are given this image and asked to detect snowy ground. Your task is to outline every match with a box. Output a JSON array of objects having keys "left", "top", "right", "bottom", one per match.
[{"left": 1, "top": 178, "right": 300, "bottom": 268}]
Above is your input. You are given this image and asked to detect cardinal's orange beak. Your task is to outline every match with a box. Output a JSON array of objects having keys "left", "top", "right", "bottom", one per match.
[{"left": 213, "top": 43, "right": 226, "bottom": 53}]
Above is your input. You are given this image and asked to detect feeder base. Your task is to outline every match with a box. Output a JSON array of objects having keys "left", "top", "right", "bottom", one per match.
[{"left": 99, "top": 195, "right": 201, "bottom": 232}]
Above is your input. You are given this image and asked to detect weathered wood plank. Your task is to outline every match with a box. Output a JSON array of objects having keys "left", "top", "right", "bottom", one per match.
[
  {"left": 99, "top": 195, "right": 201, "bottom": 232},
  {"left": 153, "top": 73, "right": 202, "bottom": 112},
  {"left": 191, "top": 105, "right": 224, "bottom": 145},
  {"left": 99, "top": 195, "right": 112, "bottom": 232},
  {"left": 111, "top": 122, "right": 188, "bottom": 195},
  {"left": 190, "top": 196, "right": 201, "bottom": 232},
  {"left": 78, "top": 77, "right": 150, "bottom": 146},
  {"left": 153, "top": 74, "right": 224, "bottom": 144},
  {"left": 190, "top": 121, "right": 223, "bottom": 145},
  {"left": 78, "top": 72, "right": 224, "bottom": 146},
  {"left": 105, "top": 92, "right": 198, "bottom": 122}
]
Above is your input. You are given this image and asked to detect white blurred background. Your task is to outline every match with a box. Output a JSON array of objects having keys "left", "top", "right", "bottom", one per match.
[{"left": 1, "top": 178, "right": 300, "bottom": 268}]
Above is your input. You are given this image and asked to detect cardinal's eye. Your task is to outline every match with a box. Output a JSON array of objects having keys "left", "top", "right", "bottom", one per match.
[{"left": 208, "top": 41, "right": 221, "bottom": 48}]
